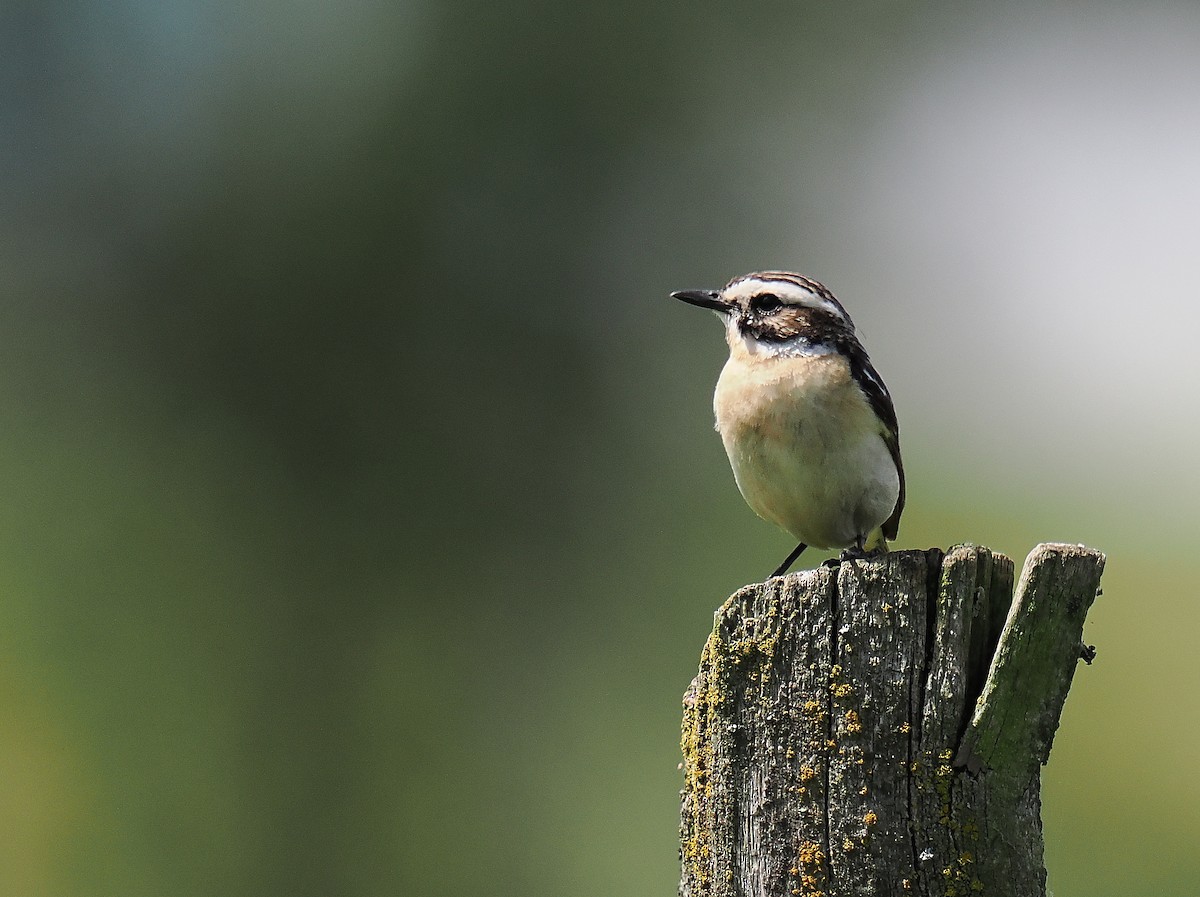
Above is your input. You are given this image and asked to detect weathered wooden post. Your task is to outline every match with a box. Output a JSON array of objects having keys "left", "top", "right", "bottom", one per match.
[{"left": 680, "top": 543, "right": 1104, "bottom": 897}]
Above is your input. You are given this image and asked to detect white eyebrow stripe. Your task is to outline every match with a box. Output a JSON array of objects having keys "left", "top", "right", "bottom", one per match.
[{"left": 724, "top": 272, "right": 855, "bottom": 329}]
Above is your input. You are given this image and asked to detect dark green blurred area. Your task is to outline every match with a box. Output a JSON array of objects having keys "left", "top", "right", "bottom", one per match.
[{"left": 3, "top": 2, "right": 1199, "bottom": 895}]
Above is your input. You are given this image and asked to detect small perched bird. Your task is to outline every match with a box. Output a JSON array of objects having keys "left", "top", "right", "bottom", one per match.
[{"left": 672, "top": 271, "right": 904, "bottom": 578}]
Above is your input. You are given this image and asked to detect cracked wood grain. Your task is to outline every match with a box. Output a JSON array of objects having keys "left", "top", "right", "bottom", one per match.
[{"left": 680, "top": 543, "right": 1104, "bottom": 897}]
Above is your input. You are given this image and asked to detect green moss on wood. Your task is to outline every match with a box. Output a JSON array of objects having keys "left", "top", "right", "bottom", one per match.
[{"left": 680, "top": 545, "right": 1104, "bottom": 897}]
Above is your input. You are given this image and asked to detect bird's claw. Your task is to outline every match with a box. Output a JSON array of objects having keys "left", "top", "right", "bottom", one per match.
[{"left": 837, "top": 543, "right": 885, "bottom": 563}]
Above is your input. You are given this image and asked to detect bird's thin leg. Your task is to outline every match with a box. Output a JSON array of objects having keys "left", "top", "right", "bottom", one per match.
[
  {"left": 770, "top": 542, "right": 808, "bottom": 578},
  {"left": 839, "top": 534, "right": 870, "bottom": 563},
  {"left": 839, "top": 543, "right": 890, "bottom": 563}
]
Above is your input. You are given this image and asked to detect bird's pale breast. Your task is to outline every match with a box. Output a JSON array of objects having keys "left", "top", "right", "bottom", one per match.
[{"left": 713, "top": 351, "right": 899, "bottom": 549}]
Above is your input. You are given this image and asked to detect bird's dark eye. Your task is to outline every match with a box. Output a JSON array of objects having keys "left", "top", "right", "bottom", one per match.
[{"left": 751, "top": 293, "right": 783, "bottom": 314}]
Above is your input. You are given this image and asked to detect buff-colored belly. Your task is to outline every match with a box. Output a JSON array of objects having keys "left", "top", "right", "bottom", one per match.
[{"left": 714, "top": 352, "right": 898, "bottom": 549}]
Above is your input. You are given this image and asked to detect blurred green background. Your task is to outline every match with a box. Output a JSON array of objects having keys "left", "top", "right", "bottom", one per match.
[{"left": 3, "top": 1, "right": 1198, "bottom": 894}]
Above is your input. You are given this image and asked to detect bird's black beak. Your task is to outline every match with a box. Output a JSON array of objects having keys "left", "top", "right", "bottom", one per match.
[{"left": 671, "top": 289, "right": 731, "bottom": 313}]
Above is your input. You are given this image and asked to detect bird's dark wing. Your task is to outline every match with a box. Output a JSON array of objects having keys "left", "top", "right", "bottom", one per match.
[{"left": 842, "top": 335, "right": 905, "bottom": 540}]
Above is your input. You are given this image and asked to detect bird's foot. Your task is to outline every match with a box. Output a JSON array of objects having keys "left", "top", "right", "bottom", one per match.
[
  {"left": 838, "top": 534, "right": 888, "bottom": 563},
  {"left": 838, "top": 546, "right": 883, "bottom": 563}
]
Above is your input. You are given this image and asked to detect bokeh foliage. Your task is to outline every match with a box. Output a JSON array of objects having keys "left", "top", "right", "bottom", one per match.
[{"left": 2, "top": 2, "right": 1198, "bottom": 895}]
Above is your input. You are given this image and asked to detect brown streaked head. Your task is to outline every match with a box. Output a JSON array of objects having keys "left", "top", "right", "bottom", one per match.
[{"left": 673, "top": 271, "right": 856, "bottom": 347}]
